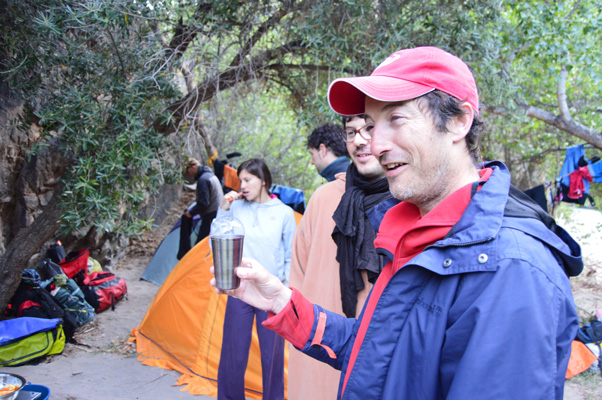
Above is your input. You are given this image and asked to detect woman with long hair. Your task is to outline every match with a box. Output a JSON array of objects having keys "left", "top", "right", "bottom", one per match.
[{"left": 217, "top": 158, "right": 296, "bottom": 400}]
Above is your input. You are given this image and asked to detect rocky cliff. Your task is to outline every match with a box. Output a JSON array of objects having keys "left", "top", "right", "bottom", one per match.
[{"left": 0, "top": 96, "right": 183, "bottom": 270}]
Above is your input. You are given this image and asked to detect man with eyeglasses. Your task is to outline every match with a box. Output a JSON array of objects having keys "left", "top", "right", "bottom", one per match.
[
  {"left": 288, "top": 118, "right": 392, "bottom": 400},
  {"left": 214, "top": 47, "right": 581, "bottom": 399},
  {"left": 307, "top": 123, "right": 350, "bottom": 182}
]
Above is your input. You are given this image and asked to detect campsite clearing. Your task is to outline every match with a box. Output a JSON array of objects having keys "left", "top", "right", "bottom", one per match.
[
  {"left": 6, "top": 248, "right": 209, "bottom": 399},
  {"left": 3, "top": 201, "right": 602, "bottom": 399}
]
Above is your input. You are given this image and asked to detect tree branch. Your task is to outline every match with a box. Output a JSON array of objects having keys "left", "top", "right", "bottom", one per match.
[
  {"left": 164, "top": 3, "right": 213, "bottom": 62},
  {"left": 180, "top": 62, "right": 195, "bottom": 94},
  {"left": 107, "top": 29, "right": 126, "bottom": 75},
  {"left": 154, "top": 39, "right": 307, "bottom": 134},
  {"left": 565, "top": 0, "right": 582, "bottom": 20},
  {"left": 266, "top": 63, "right": 353, "bottom": 74},
  {"left": 228, "top": 0, "right": 299, "bottom": 69},
  {"left": 516, "top": 102, "right": 602, "bottom": 150},
  {"left": 557, "top": 67, "right": 571, "bottom": 121},
  {"left": 482, "top": 67, "right": 602, "bottom": 151}
]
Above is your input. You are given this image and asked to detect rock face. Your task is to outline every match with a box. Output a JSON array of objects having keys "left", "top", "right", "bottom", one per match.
[
  {"left": 0, "top": 98, "right": 184, "bottom": 270},
  {"left": 0, "top": 101, "right": 45, "bottom": 258}
]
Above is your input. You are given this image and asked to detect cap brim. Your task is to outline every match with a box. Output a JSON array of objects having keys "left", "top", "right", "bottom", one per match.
[{"left": 327, "top": 76, "right": 434, "bottom": 115}]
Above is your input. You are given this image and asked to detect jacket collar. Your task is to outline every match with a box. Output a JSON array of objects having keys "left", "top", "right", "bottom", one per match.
[
  {"left": 320, "top": 156, "right": 350, "bottom": 182},
  {"left": 378, "top": 161, "right": 583, "bottom": 277}
]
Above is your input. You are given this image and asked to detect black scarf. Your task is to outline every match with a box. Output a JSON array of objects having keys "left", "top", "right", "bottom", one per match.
[{"left": 332, "top": 163, "right": 391, "bottom": 317}]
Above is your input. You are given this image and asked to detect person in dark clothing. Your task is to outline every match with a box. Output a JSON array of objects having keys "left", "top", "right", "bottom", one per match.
[
  {"left": 307, "top": 123, "right": 350, "bottom": 182},
  {"left": 177, "top": 158, "right": 224, "bottom": 260}
]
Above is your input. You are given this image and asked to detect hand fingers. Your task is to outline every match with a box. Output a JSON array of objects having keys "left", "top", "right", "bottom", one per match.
[
  {"left": 236, "top": 267, "right": 249, "bottom": 279},
  {"left": 236, "top": 259, "right": 266, "bottom": 280}
]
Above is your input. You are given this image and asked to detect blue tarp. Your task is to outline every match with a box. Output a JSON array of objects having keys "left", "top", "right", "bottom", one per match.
[{"left": 0, "top": 317, "right": 61, "bottom": 345}]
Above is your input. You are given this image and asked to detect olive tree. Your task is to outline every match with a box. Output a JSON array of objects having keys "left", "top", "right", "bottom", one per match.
[{"left": 0, "top": 0, "right": 515, "bottom": 311}]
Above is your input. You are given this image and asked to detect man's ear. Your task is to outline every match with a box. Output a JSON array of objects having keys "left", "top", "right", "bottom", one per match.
[
  {"left": 318, "top": 143, "right": 329, "bottom": 157},
  {"left": 448, "top": 103, "right": 474, "bottom": 143}
]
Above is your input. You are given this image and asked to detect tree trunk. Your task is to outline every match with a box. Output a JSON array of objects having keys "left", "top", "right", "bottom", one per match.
[
  {"left": 196, "top": 117, "right": 218, "bottom": 163},
  {"left": 0, "top": 183, "right": 64, "bottom": 313}
]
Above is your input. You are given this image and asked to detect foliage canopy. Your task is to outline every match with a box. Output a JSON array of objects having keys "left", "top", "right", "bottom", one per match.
[{"left": 1, "top": 0, "right": 602, "bottom": 239}]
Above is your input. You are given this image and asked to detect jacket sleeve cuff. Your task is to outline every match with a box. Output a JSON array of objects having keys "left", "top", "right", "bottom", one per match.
[{"left": 262, "top": 288, "right": 314, "bottom": 349}]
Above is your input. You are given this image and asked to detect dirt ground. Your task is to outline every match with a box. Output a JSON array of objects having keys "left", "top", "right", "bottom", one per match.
[{"left": 4, "top": 198, "right": 602, "bottom": 399}]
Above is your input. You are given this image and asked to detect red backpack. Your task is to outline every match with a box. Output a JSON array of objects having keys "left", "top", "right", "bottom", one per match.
[
  {"left": 74, "top": 271, "right": 127, "bottom": 313},
  {"left": 59, "top": 249, "right": 89, "bottom": 279}
]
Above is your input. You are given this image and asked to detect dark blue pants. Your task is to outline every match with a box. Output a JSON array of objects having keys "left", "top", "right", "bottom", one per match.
[{"left": 218, "top": 297, "right": 285, "bottom": 400}]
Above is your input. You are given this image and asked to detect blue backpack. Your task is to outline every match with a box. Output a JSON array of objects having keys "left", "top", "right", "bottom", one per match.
[{"left": 577, "top": 320, "right": 602, "bottom": 345}]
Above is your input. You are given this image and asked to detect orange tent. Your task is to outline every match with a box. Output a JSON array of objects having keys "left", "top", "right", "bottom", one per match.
[
  {"left": 131, "top": 212, "right": 303, "bottom": 397},
  {"left": 566, "top": 340, "right": 598, "bottom": 379}
]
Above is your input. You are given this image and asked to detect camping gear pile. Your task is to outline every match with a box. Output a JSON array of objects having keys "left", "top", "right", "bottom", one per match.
[{"left": 0, "top": 242, "right": 127, "bottom": 367}]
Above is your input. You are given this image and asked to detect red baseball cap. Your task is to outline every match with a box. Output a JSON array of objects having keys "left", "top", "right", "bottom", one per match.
[{"left": 327, "top": 46, "right": 479, "bottom": 115}]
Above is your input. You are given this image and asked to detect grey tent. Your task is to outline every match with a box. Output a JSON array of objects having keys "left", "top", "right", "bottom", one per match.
[{"left": 141, "top": 214, "right": 200, "bottom": 286}]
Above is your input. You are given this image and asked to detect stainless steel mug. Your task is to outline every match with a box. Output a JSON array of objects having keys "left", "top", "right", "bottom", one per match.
[{"left": 211, "top": 235, "right": 244, "bottom": 290}]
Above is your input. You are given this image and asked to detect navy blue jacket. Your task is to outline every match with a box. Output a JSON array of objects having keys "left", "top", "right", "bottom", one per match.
[
  {"left": 320, "top": 156, "right": 350, "bottom": 182},
  {"left": 299, "top": 162, "right": 582, "bottom": 399}
]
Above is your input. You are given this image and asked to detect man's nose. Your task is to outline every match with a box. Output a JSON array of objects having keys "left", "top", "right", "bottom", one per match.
[
  {"left": 369, "top": 125, "right": 390, "bottom": 158},
  {"left": 352, "top": 131, "right": 369, "bottom": 147}
]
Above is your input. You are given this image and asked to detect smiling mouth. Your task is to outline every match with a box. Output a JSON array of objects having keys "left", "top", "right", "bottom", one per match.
[{"left": 385, "top": 162, "right": 406, "bottom": 170}]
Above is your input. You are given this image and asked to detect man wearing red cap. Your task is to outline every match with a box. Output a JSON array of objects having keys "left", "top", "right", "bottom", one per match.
[{"left": 212, "top": 47, "right": 582, "bottom": 399}]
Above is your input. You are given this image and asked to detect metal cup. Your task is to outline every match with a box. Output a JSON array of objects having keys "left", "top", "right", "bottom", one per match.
[{"left": 211, "top": 235, "right": 244, "bottom": 290}]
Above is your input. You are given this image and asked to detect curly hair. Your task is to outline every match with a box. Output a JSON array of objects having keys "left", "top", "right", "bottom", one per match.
[
  {"left": 307, "top": 123, "right": 348, "bottom": 157},
  {"left": 341, "top": 115, "right": 364, "bottom": 127}
]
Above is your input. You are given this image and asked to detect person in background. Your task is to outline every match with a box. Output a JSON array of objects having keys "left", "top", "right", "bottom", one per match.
[
  {"left": 307, "top": 123, "right": 349, "bottom": 182},
  {"left": 217, "top": 158, "right": 296, "bottom": 400},
  {"left": 288, "top": 114, "right": 391, "bottom": 400},
  {"left": 211, "top": 46, "right": 582, "bottom": 400},
  {"left": 177, "top": 158, "right": 223, "bottom": 260}
]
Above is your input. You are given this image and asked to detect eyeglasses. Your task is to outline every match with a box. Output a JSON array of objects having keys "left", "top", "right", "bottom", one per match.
[{"left": 340, "top": 124, "right": 373, "bottom": 143}]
